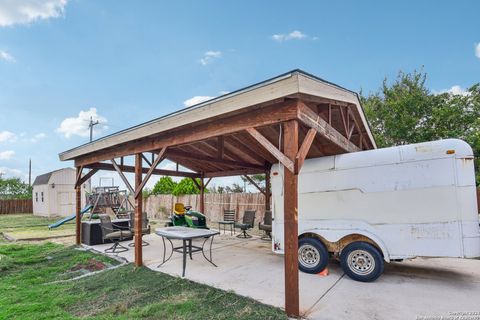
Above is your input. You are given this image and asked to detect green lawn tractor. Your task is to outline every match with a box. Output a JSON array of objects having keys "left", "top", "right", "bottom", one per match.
[{"left": 167, "top": 203, "right": 208, "bottom": 229}]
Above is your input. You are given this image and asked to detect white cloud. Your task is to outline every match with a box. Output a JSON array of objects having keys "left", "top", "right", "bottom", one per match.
[
  {"left": 0, "top": 0, "right": 68, "bottom": 27},
  {"left": 0, "top": 131, "right": 16, "bottom": 142},
  {"left": 0, "top": 166, "right": 23, "bottom": 178},
  {"left": 436, "top": 85, "right": 470, "bottom": 96},
  {"left": 0, "top": 150, "right": 15, "bottom": 160},
  {"left": 475, "top": 43, "right": 480, "bottom": 59},
  {"left": 0, "top": 49, "right": 15, "bottom": 62},
  {"left": 200, "top": 50, "right": 222, "bottom": 65},
  {"left": 30, "top": 132, "right": 46, "bottom": 143},
  {"left": 56, "top": 107, "right": 108, "bottom": 138},
  {"left": 272, "top": 30, "right": 313, "bottom": 42},
  {"left": 183, "top": 95, "right": 214, "bottom": 107}
]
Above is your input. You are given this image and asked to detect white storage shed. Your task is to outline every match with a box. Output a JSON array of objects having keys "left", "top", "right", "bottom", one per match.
[{"left": 32, "top": 168, "right": 91, "bottom": 217}]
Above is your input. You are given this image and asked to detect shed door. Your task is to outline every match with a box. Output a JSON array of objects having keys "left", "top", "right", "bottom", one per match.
[{"left": 58, "top": 192, "right": 75, "bottom": 216}]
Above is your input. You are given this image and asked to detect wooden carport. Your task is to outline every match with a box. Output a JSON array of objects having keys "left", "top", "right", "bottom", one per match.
[{"left": 59, "top": 69, "right": 376, "bottom": 317}]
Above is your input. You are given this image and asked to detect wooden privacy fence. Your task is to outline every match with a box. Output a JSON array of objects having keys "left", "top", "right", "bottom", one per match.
[
  {"left": 0, "top": 199, "right": 33, "bottom": 214},
  {"left": 142, "top": 193, "right": 267, "bottom": 224}
]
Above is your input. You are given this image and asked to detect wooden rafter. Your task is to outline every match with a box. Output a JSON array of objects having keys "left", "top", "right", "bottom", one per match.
[
  {"left": 339, "top": 106, "right": 349, "bottom": 136},
  {"left": 74, "top": 100, "right": 299, "bottom": 166},
  {"left": 167, "top": 149, "right": 266, "bottom": 171},
  {"left": 227, "top": 134, "right": 275, "bottom": 164},
  {"left": 217, "top": 136, "right": 224, "bottom": 159},
  {"left": 171, "top": 145, "right": 225, "bottom": 171},
  {"left": 297, "top": 102, "right": 360, "bottom": 153},
  {"left": 246, "top": 127, "right": 294, "bottom": 173}
]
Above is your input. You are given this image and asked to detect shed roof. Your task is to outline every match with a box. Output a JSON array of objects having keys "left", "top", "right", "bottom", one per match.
[
  {"left": 59, "top": 70, "right": 376, "bottom": 164},
  {"left": 32, "top": 168, "right": 74, "bottom": 186},
  {"left": 32, "top": 172, "right": 53, "bottom": 186}
]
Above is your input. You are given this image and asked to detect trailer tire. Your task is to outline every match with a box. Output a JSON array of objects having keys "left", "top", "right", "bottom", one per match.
[
  {"left": 340, "top": 242, "right": 384, "bottom": 282},
  {"left": 298, "top": 237, "right": 329, "bottom": 274}
]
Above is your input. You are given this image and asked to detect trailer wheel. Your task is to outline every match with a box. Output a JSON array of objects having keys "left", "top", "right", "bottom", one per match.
[
  {"left": 298, "top": 237, "right": 329, "bottom": 274},
  {"left": 340, "top": 242, "right": 384, "bottom": 282}
]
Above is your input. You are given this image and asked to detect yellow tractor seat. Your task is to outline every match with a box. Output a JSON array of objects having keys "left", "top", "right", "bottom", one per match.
[{"left": 174, "top": 203, "right": 186, "bottom": 215}]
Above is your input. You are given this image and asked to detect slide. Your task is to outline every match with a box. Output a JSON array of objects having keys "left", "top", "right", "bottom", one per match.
[{"left": 48, "top": 204, "right": 93, "bottom": 229}]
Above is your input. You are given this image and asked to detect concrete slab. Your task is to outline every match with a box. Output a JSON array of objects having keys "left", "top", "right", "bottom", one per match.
[{"left": 88, "top": 232, "right": 480, "bottom": 320}]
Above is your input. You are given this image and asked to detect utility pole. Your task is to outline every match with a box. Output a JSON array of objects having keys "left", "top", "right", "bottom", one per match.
[{"left": 88, "top": 116, "right": 100, "bottom": 142}]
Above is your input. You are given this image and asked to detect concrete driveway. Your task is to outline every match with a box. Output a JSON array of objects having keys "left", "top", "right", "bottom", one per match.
[{"left": 89, "top": 232, "right": 480, "bottom": 320}]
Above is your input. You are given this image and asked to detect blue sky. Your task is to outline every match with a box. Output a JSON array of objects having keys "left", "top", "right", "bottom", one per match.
[{"left": 0, "top": 0, "right": 479, "bottom": 189}]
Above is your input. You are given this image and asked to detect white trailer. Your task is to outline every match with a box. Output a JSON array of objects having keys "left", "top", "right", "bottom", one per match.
[{"left": 271, "top": 139, "right": 479, "bottom": 282}]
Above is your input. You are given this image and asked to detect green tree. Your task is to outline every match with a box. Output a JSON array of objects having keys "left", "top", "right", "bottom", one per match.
[
  {"left": 240, "top": 174, "right": 266, "bottom": 192},
  {"left": 151, "top": 176, "right": 177, "bottom": 195},
  {"left": 0, "top": 177, "right": 32, "bottom": 199},
  {"left": 225, "top": 183, "right": 244, "bottom": 193},
  {"left": 362, "top": 70, "right": 480, "bottom": 184},
  {"left": 172, "top": 178, "right": 201, "bottom": 196}
]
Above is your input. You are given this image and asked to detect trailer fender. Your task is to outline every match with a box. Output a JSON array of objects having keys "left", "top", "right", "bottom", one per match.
[{"left": 301, "top": 228, "right": 391, "bottom": 262}]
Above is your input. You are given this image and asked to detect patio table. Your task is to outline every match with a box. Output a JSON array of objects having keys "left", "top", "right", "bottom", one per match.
[{"left": 155, "top": 226, "right": 220, "bottom": 277}]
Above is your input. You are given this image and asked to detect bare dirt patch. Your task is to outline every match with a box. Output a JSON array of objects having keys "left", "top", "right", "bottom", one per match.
[{"left": 71, "top": 258, "right": 107, "bottom": 272}]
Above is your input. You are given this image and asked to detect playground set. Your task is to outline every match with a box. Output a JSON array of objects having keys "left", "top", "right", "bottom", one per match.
[
  {"left": 48, "top": 185, "right": 134, "bottom": 229},
  {"left": 49, "top": 183, "right": 208, "bottom": 231}
]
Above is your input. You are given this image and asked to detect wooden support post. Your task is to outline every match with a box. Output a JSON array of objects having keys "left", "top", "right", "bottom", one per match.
[
  {"left": 134, "top": 153, "right": 143, "bottom": 267},
  {"left": 283, "top": 120, "right": 299, "bottom": 317},
  {"left": 75, "top": 166, "right": 82, "bottom": 246},
  {"left": 265, "top": 171, "right": 271, "bottom": 211},
  {"left": 134, "top": 147, "right": 167, "bottom": 199},
  {"left": 200, "top": 176, "right": 205, "bottom": 213}
]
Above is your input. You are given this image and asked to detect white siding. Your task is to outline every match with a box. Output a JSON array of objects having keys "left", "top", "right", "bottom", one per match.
[
  {"left": 32, "top": 168, "right": 91, "bottom": 217},
  {"left": 32, "top": 185, "right": 49, "bottom": 216}
]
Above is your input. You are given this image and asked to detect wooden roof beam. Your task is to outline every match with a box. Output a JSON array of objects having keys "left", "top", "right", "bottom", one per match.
[
  {"left": 167, "top": 149, "right": 266, "bottom": 171},
  {"left": 74, "top": 100, "right": 299, "bottom": 167},
  {"left": 296, "top": 101, "right": 360, "bottom": 153},
  {"left": 229, "top": 134, "right": 278, "bottom": 164},
  {"left": 204, "top": 168, "right": 266, "bottom": 178},
  {"left": 246, "top": 127, "right": 295, "bottom": 173},
  {"left": 84, "top": 162, "right": 201, "bottom": 178}
]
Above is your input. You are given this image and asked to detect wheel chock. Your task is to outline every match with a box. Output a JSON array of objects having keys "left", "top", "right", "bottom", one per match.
[{"left": 318, "top": 268, "right": 329, "bottom": 276}]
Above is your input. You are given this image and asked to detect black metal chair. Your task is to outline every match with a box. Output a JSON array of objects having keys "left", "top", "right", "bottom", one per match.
[
  {"left": 235, "top": 210, "right": 256, "bottom": 238},
  {"left": 128, "top": 211, "right": 151, "bottom": 247},
  {"left": 218, "top": 209, "right": 236, "bottom": 235},
  {"left": 259, "top": 210, "right": 272, "bottom": 240},
  {"left": 98, "top": 214, "right": 132, "bottom": 253}
]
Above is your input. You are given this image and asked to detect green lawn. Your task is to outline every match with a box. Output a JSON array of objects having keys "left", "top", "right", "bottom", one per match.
[
  {"left": 0, "top": 242, "right": 287, "bottom": 319},
  {"left": 0, "top": 214, "right": 75, "bottom": 242}
]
